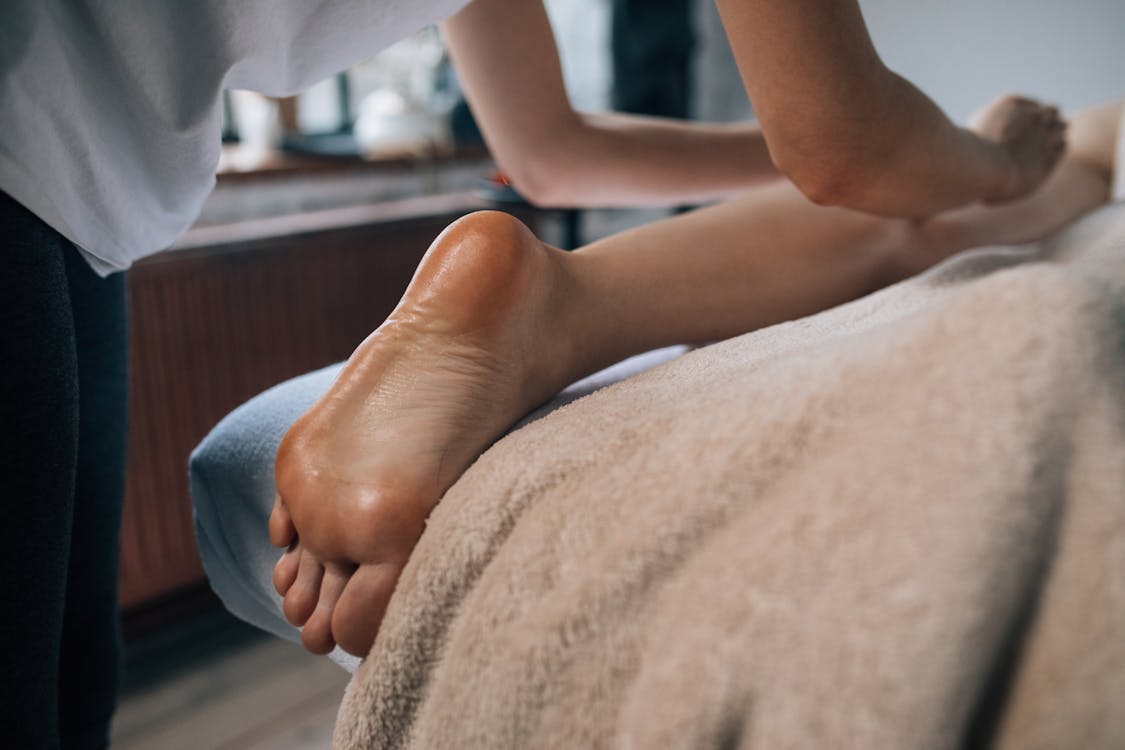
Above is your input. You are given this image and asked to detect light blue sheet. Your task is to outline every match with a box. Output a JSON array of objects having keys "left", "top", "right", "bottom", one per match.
[{"left": 190, "top": 347, "right": 687, "bottom": 670}]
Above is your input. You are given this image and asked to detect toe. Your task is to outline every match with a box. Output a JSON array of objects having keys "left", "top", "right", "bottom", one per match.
[
  {"left": 301, "top": 564, "right": 351, "bottom": 655},
  {"left": 273, "top": 542, "right": 301, "bottom": 595},
  {"left": 283, "top": 550, "right": 324, "bottom": 626},
  {"left": 332, "top": 561, "right": 403, "bottom": 657},
  {"left": 269, "top": 494, "right": 296, "bottom": 548}
]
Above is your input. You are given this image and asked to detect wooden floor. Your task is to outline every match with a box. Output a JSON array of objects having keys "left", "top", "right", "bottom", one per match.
[{"left": 112, "top": 607, "right": 351, "bottom": 749}]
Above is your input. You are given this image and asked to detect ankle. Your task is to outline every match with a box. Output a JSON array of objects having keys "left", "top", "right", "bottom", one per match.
[
  {"left": 548, "top": 248, "right": 651, "bottom": 384},
  {"left": 520, "top": 246, "right": 596, "bottom": 395}
]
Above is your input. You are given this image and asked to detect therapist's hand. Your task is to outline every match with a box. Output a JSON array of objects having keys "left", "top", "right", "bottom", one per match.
[{"left": 970, "top": 95, "right": 1068, "bottom": 204}]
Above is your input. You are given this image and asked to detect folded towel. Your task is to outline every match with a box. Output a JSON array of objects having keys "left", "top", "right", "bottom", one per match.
[{"left": 334, "top": 202, "right": 1125, "bottom": 749}]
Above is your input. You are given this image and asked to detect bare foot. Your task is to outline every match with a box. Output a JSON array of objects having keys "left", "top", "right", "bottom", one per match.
[
  {"left": 271, "top": 211, "right": 582, "bottom": 656},
  {"left": 971, "top": 94, "right": 1067, "bottom": 203}
]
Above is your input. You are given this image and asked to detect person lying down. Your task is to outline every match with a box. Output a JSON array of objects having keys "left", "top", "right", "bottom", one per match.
[{"left": 267, "top": 98, "right": 1124, "bottom": 659}]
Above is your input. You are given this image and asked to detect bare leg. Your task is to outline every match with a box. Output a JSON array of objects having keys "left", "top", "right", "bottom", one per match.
[
  {"left": 565, "top": 181, "right": 908, "bottom": 373},
  {"left": 273, "top": 104, "right": 1119, "bottom": 657}
]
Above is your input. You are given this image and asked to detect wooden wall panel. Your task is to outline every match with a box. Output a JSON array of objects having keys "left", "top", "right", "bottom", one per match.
[{"left": 119, "top": 194, "right": 533, "bottom": 608}]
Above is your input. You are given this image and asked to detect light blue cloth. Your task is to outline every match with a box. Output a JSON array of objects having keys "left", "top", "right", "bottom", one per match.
[{"left": 190, "top": 347, "right": 687, "bottom": 670}]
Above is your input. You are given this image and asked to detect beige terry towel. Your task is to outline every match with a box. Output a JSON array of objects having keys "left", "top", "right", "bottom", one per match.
[{"left": 335, "top": 203, "right": 1125, "bottom": 750}]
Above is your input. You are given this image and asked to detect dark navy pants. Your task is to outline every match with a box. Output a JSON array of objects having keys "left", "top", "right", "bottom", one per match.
[{"left": 0, "top": 191, "right": 127, "bottom": 749}]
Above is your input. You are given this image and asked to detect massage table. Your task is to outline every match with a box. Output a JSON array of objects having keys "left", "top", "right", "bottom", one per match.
[{"left": 192, "top": 200, "right": 1125, "bottom": 749}]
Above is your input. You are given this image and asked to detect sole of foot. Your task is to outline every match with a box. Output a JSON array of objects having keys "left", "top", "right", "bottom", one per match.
[{"left": 272, "top": 210, "right": 582, "bottom": 656}]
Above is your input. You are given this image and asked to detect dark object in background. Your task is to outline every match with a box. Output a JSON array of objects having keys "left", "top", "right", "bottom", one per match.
[
  {"left": 611, "top": 0, "right": 696, "bottom": 119},
  {"left": 451, "top": 98, "right": 486, "bottom": 147},
  {"left": 220, "top": 90, "right": 240, "bottom": 144},
  {"left": 613, "top": 0, "right": 698, "bottom": 217}
]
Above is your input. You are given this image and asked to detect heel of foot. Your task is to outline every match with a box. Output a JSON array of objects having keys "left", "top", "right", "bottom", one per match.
[{"left": 403, "top": 211, "right": 545, "bottom": 329}]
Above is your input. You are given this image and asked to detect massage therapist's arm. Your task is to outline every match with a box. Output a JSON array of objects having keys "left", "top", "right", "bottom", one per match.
[
  {"left": 442, "top": 0, "right": 782, "bottom": 208},
  {"left": 715, "top": 0, "right": 1065, "bottom": 216}
]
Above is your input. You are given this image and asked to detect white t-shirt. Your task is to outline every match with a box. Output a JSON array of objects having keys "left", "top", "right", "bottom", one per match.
[{"left": 0, "top": 0, "right": 469, "bottom": 275}]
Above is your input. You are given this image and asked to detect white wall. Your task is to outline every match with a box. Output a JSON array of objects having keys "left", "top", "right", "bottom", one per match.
[
  {"left": 545, "top": 0, "right": 1124, "bottom": 123},
  {"left": 860, "top": 0, "right": 1125, "bottom": 121},
  {"left": 543, "top": 0, "right": 612, "bottom": 112}
]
